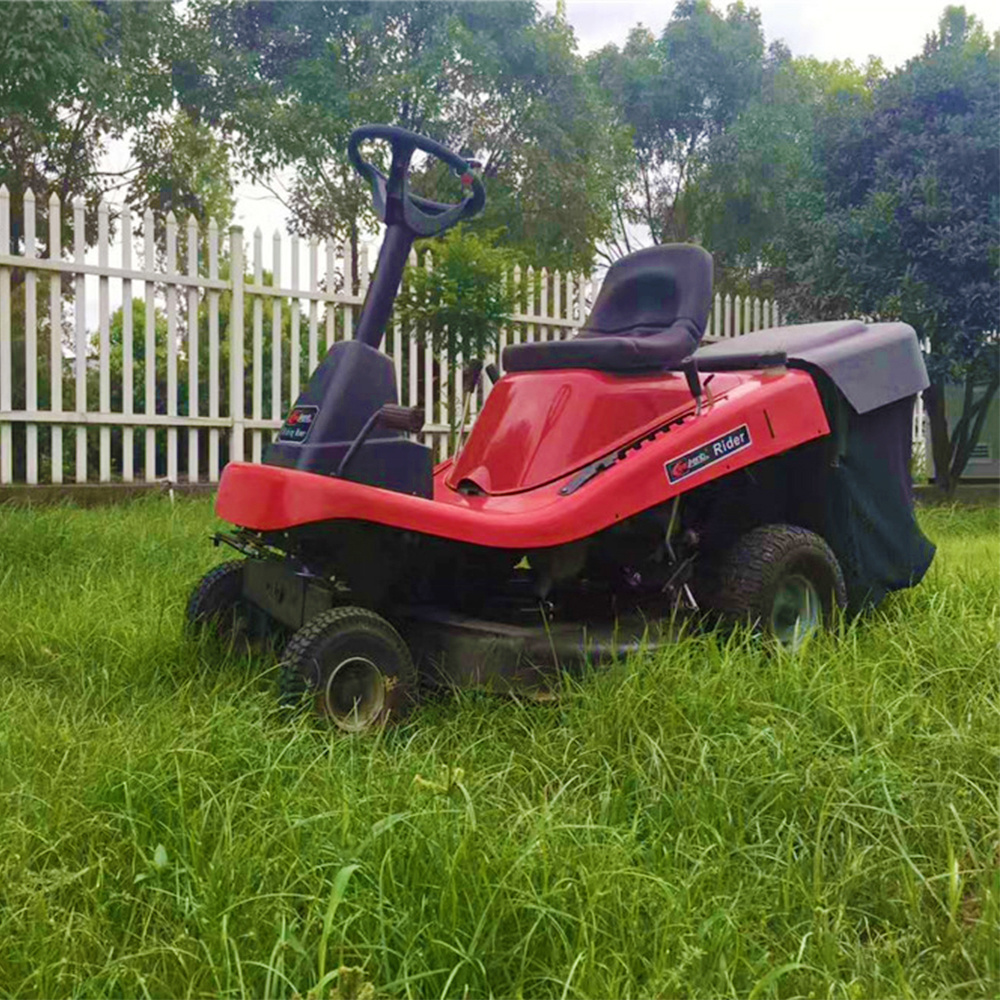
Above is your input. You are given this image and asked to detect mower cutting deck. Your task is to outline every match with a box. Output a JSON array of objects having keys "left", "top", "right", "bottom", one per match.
[{"left": 188, "top": 124, "right": 935, "bottom": 731}]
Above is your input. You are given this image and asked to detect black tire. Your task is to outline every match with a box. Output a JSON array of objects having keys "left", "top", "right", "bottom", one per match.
[
  {"left": 697, "top": 524, "right": 846, "bottom": 648},
  {"left": 280, "top": 606, "right": 417, "bottom": 731},
  {"left": 186, "top": 560, "right": 252, "bottom": 646}
]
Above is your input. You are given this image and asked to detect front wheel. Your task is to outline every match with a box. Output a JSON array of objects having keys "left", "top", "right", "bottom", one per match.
[
  {"left": 280, "top": 607, "right": 417, "bottom": 731},
  {"left": 698, "top": 524, "right": 846, "bottom": 649},
  {"left": 186, "top": 560, "right": 253, "bottom": 647}
]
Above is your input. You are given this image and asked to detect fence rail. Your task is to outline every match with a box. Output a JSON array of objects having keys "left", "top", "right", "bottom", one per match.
[{"left": 2, "top": 187, "right": 787, "bottom": 486}]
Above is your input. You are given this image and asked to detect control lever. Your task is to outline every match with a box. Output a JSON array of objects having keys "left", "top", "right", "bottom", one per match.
[
  {"left": 455, "top": 359, "right": 487, "bottom": 455},
  {"left": 681, "top": 357, "right": 704, "bottom": 416},
  {"left": 337, "top": 403, "right": 425, "bottom": 478}
]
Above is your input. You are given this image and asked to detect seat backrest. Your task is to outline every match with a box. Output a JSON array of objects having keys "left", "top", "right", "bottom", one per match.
[{"left": 581, "top": 244, "right": 713, "bottom": 341}]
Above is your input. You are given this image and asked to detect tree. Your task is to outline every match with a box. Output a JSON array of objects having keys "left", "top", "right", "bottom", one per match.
[
  {"left": 394, "top": 227, "right": 520, "bottom": 445},
  {"left": 790, "top": 8, "right": 997, "bottom": 491},
  {"left": 0, "top": 1, "right": 177, "bottom": 252},
  {"left": 395, "top": 227, "right": 519, "bottom": 368},
  {"left": 126, "top": 111, "right": 236, "bottom": 259},
  {"left": 684, "top": 52, "right": 880, "bottom": 294},
  {"left": 182, "top": 1, "right": 622, "bottom": 272},
  {"left": 685, "top": 7, "right": 997, "bottom": 489},
  {"left": 587, "top": 1, "right": 767, "bottom": 259},
  {"left": 0, "top": 2, "right": 240, "bottom": 479}
]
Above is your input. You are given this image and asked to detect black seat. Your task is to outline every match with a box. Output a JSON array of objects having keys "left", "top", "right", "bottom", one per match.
[{"left": 503, "top": 244, "right": 713, "bottom": 374}]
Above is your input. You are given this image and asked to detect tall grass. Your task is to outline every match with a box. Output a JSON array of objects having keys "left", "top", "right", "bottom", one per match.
[{"left": 0, "top": 498, "right": 997, "bottom": 999}]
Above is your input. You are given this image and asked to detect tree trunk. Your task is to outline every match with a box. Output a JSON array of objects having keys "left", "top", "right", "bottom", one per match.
[
  {"left": 924, "top": 377, "right": 953, "bottom": 494},
  {"left": 924, "top": 371, "right": 1000, "bottom": 494},
  {"left": 950, "top": 369, "right": 999, "bottom": 484},
  {"left": 349, "top": 218, "right": 359, "bottom": 295}
]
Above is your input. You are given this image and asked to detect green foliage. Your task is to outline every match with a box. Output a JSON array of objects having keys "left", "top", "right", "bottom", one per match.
[
  {"left": 0, "top": 0, "right": 178, "bottom": 250},
  {"left": 0, "top": 499, "right": 997, "bottom": 997},
  {"left": 126, "top": 112, "right": 236, "bottom": 257},
  {"left": 788, "top": 7, "right": 998, "bottom": 490},
  {"left": 771, "top": 9, "right": 998, "bottom": 354},
  {"left": 394, "top": 227, "right": 520, "bottom": 371},
  {"left": 685, "top": 54, "right": 881, "bottom": 295},
  {"left": 686, "top": 6, "right": 998, "bottom": 487},
  {"left": 183, "top": 1, "right": 622, "bottom": 269},
  {"left": 587, "top": 1, "right": 768, "bottom": 254}
]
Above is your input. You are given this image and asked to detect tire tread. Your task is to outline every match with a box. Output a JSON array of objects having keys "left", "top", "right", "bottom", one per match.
[
  {"left": 280, "top": 606, "right": 415, "bottom": 720},
  {"left": 701, "top": 523, "right": 846, "bottom": 631}
]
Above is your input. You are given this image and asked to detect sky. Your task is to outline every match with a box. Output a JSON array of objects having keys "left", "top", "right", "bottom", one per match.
[
  {"left": 557, "top": 0, "right": 996, "bottom": 68},
  {"left": 231, "top": 0, "right": 998, "bottom": 240}
]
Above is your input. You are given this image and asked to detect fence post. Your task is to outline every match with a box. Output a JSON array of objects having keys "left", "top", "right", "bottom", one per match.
[
  {"left": 325, "top": 240, "right": 335, "bottom": 350},
  {"left": 48, "top": 191, "right": 63, "bottom": 483},
  {"left": 24, "top": 188, "right": 38, "bottom": 484},
  {"left": 98, "top": 198, "right": 111, "bottom": 482},
  {"left": 525, "top": 266, "right": 536, "bottom": 343},
  {"left": 553, "top": 268, "right": 562, "bottom": 342},
  {"left": 73, "top": 196, "right": 87, "bottom": 482},
  {"left": 342, "top": 239, "right": 353, "bottom": 343},
  {"left": 407, "top": 248, "right": 418, "bottom": 409},
  {"left": 208, "top": 218, "right": 220, "bottom": 481},
  {"left": 0, "top": 185, "right": 10, "bottom": 485},
  {"left": 308, "top": 237, "right": 319, "bottom": 375},
  {"left": 143, "top": 209, "right": 156, "bottom": 482},
  {"left": 121, "top": 208, "right": 134, "bottom": 482},
  {"left": 165, "top": 212, "right": 178, "bottom": 483},
  {"left": 187, "top": 215, "right": 200, "bottom": 483},
  {"left": 539, "top": 267, "right": 549, "bottom": 344},
  {"left": 251, "top": 227, "right": 263, "bottom": 463},
  {"left": 271, "top": 229, "right": 282, "bottom": 436},
  {"left": 290, "top": 234, "right": 301, "bottom": 403},
  {"left": 229, "top": 226, "right": 245, "bottom": 464}
]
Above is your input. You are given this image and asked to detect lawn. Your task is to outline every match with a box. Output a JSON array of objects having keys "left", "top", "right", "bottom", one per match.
[{"left": 0, "top": 498, "right": 997, "bottom": 999}]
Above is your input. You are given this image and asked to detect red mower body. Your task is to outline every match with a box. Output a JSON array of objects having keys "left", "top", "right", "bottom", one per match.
[{"left": 217, "top": 365, "right": 829, "bottom": 550}]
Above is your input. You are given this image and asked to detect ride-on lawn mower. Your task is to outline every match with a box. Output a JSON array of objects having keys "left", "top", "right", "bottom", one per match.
[{"left": 188, "top": 125, "right": 935, "bottom": 731}]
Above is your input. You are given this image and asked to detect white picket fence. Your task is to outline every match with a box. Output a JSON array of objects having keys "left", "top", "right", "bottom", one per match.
[{"left": 0, "top": 187, "right": 788, "bottom": 486}]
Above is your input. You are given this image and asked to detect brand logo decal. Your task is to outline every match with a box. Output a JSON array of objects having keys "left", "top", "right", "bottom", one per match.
[
  {"left": 278, "top": 405, "right": 319, "bottom": 443},
  {"left": 664, "top": 424, "right": 752, "bottom": 484}
]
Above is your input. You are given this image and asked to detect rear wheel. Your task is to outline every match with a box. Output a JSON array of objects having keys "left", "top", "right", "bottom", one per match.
[
  {"left": 280, "top": 606, "right": 417, "bottom": 731},
  {"left": 698, "top": 524, "right": 846, "bottom": 649},
  {"left": 186, "top": 561, "right": 252, "bottom": 646}
]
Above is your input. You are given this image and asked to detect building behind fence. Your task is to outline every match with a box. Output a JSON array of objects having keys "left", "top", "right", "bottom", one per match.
[{"left": 5, "top": 187, "right": 924, "bottom": 490}]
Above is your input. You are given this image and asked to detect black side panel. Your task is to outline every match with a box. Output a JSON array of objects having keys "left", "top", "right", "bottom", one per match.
[
  {"left": 264, "top": 339, "right": 433, "bottom": 497},
  {"left": 794, "top": 393, "right": 935, "bottom": 611}
]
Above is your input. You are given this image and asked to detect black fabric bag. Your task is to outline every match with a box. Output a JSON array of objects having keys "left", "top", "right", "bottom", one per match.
[{"left": 816, "top": 393, "right": 935, "bottom": 611}]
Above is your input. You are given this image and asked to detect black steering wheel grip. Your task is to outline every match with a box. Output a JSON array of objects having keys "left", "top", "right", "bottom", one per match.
[{"left": 348, "top": 124, "right": 485, "bottom": 237}]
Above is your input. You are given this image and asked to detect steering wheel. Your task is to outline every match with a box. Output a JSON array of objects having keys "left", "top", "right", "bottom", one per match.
[{"left": 348, "top": 124, "right": 486, "bottom": 238}]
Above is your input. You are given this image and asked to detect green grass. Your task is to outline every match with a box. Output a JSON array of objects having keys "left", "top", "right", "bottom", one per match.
[{"left": 0, "top": 498, "right": 997, "bottom": 1000}]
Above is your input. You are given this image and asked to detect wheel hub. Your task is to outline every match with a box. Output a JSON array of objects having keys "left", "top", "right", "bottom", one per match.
[
  {"left": 770, "top": 573, "right": 822, "bottom": 649},
  {"left": 321, "top": 656, "right": 386, "bottom": 732}
]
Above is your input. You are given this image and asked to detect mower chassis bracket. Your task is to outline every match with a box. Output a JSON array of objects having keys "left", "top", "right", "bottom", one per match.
[
  {"left": 241, "top": 559, "right": 336, "bottom": 631},
  {"left": 213, "top": 531, "right": 264, "bottom": 559}
]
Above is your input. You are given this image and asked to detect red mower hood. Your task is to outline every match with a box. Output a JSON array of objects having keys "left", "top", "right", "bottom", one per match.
[{"left": 446, "top": 368, "right": 744, "bottom": 494}]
